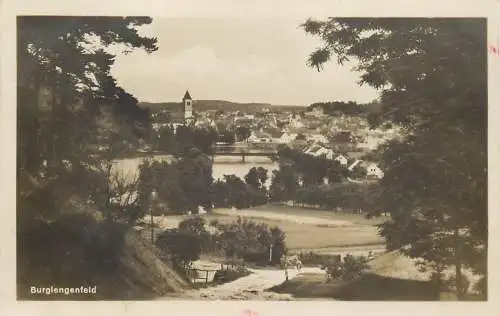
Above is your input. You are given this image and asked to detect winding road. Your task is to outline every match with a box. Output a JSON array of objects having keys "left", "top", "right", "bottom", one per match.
[{"left": 174, "top": 266, "right": 326, "bottom": 300}]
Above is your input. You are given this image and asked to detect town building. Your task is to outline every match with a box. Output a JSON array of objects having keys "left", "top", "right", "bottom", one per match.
[
  {"left": 366, "top": 163, "right": 385, "bottom": 179},
  {"left": 334, "top": 154, "right": 349, "bottom": 166},
  {"left": 182, "top": 90, "right": 195, "bottom": 126},
  {"left": 278, "top": 132, "right": 298, "bottom": 144},
  {"left": 348, "top": 159, "right": 385, "bottom": 180}
]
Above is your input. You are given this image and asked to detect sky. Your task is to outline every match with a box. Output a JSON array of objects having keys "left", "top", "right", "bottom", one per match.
[{"left": 110, "top": 17, "right": 379, "bottom": 106}]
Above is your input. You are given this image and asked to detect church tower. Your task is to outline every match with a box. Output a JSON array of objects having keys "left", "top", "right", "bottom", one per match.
[{"left": 182, "top": 90, "right": 194, "bottom": 124}]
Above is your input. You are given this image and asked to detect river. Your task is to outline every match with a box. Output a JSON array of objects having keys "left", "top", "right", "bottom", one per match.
[{"left": 112, "top": 154, "right": 279, "bottom": 186}]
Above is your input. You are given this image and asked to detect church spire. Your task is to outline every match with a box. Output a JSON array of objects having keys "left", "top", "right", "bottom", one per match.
[
  {"left": 182, "top": 90, "right": 192, "bottom": 101},
  {"left": 183, "top": 90, "right": 194, "bottom": 123}
]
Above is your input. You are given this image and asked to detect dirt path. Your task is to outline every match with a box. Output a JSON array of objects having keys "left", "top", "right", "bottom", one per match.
[{"left": 167, "top": 266, "right": 326, "bottom": 300}]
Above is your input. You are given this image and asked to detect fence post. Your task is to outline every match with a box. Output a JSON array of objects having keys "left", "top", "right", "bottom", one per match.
[
  {"left": 150, "top": 189, "right": 158, "bottom": 245},
  {"left": 205, "top": 270, "right": 209, "bottom": 286}
]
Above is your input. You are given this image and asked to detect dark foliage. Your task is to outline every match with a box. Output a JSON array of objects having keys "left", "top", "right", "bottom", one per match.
[{"left": 302, "top": 17, "right": 487, "bottom": 298}]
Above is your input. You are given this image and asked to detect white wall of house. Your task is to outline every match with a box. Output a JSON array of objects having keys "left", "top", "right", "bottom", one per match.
[
  {"left": 335, "top": 155, "right": 348, "bottom": 166},
  {"left": 366, "top": 164, "right": 384, "bottom": 179}
]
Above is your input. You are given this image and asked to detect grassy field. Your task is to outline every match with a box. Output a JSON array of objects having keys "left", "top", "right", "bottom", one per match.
[
  {"left": 155, "top": 204, "right": 386, "bottom": 253},
  {"left": 248, "top": 204, "right": 387, "bottom": 226}
]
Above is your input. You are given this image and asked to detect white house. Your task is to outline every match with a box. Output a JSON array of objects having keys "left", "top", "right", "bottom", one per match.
[
  {"left": 307, "top": 133, "right": 329, "bottom": 144},
  {"left": 325, "top": 149, "right": 335, "bottom": 160},
  {"left": 305, "top": 144, "right": 335, "bottom": 160},
  {"left": 335, "top": 154, "right": 349, "bottom": 167},
  {"left": 312, "top": 147, "right": 330, "bottom": 157},
  {"left": 366, "top": 163, "right": 384, "bottom": 179},
  {"left": 348, "top": 160, "right": 385, "bottom": 179},
  {"left": 279, "top": 132, "right": 298, "bottom": 144},
  {"left": 304, "top": 144, "right": 322, "bottom": 155},
  {"left": 248, "top": 131, "right": 273, "bottom": 143},
  {"left": 289, "top": 115, "right": 305, "bottom": 129}
]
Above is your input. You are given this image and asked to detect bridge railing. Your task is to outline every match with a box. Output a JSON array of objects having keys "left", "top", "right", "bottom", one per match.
[{"left": 212, "top": 142, "right": 281, "bottom": 154}]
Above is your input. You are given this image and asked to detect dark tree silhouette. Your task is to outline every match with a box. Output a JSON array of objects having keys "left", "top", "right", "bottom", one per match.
[{"left": 303, "top": 17, "right": 487, "bottom": 299}]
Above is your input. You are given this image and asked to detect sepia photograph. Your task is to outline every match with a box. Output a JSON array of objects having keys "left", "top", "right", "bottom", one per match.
[{"left": 16, "top": 12, "right": 488, "bottom": 302}]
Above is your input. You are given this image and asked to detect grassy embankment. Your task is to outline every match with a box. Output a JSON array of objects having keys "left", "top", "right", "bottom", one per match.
[{"left": 147, "top": 204, "right": 386, "bottom": 255}]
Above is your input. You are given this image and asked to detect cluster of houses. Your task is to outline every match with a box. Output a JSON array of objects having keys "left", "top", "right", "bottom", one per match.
[
  {"left": 300, "top": 142, "right": 385, "bottom": 180},
  {"left": 147, "top": 91, "right": 395, "bottom": 181}
]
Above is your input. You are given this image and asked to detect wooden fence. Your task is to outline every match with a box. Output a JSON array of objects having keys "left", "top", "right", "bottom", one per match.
[
  {"left": 185, "top": 263, "right": 244, "bottom": 287},
  {"left": 186, "top": 268, "right": 217, "bottom": 287}
]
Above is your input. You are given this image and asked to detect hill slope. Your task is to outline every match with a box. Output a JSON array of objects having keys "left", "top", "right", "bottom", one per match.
[{"left": 17, "top": 198, "right": 190, "bottom": 300}]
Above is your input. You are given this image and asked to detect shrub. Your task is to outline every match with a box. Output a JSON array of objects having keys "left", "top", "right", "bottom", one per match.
[
  {"left": 178, "top": 216, "right": 207, "bottom": 235},
  {"left": 298, "top": 251, "right": 341, "bottom": 266},
  {"left": 215, "top": 218, "right": 286, "bottom": 265},
  {"left": 155, "top": 229, "right": 202, "bottom": 267},
  {"left": 213, "top": 267, "right": 251, "bottom": 284},
  {"left": 177, "top": 216, "right": 216, "bottom": 252},
  {"left": 322, "top": 254, "right": 369, "bottom": 282}
]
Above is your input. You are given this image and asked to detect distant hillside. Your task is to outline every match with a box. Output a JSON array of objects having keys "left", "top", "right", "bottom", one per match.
[
  {"left": 273, "top": 105, "right": 307, "bottom": 112},
  {"left": 139, "top": 100, "right": 305, "bottom": 113}
]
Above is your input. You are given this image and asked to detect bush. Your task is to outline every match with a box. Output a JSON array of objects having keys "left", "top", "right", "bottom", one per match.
[
  {"left": 322, "top": 254, "right": 369, "bottom": 282},
  {"left": 213, "top": 267, "right": 251, "bottom": 284},
  {"left": 298, "top": 251, "right": 341, "bottom": 266},
  {"left": 215, "top": 217, "right": 286, "bottom": 265},
  {"left": 155, "top": 229, "right": 202, "bottom": 267},
  {"left": 241, "top": 251, "right": 269, "bottom": 266},
  {"left": 178, "top": 216, "right": 207, "bottom": 235}
]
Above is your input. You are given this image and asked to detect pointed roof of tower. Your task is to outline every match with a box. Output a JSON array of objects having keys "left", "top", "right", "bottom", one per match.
[{"left": 182, "top": 90, "right": 192, "bottom": 101}]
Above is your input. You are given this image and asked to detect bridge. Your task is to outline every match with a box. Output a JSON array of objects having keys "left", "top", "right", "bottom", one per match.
[
  {"left": 212, "top": 142, "right": 280, "bottom": 162},
  {"left": 125, "top": 142, "right": 282, "bottom": 162}
]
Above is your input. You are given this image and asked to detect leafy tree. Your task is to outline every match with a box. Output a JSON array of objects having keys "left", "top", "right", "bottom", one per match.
[
  {"left": 223, "top": 175, "right": 252, "bottom": 209},
  {"left": 18, "top": 16, "right": 157, "bottom": 223},
  {"left": 82, "top": 152, "right": 142, "bottom": 224},
  {"left": 210, "top": 173, "right": 268, "bottom": 209},
  {"left": 157, "top": 125, "right": 176, "bottom": 153},
  {"left": 172, "top": 125, "right": 217, "bottom": 156},
  {"left": 327, "top": 161, "right": 347, "bottom": 184},
  {"left": 349, "top": 164, "right": 367, "bottom": 180},
  {"left": 178, "top": 216, "right": 207, "bottom": 235},
  {"left": 155, "top": 229, "right": 202, "bottom": 268},
  {"left": 176, "top": 149, "right": 213, "bottom": 213},
  {"left": 322, "top": 254, "right": 369, "bottom": 282},
  {"left": 137, "top": 159, "right": 188, "bottom": 215},
  {"left": 210, "top": 179, "right": 229, "bottom": 208},
  {"left": 303, "top": 18, "right": 486, "bottom": 299},
  {"left": 331, "top": 131, "right": 355, "bottom": 144},
  {"left": 137, "top": 149, "right": 213, "bottom": 214},
  {"left": 235, "top": 126, "right": 252, "bottom": 142},
  {"left": 215, "top": 217, "right": 286, "bottom": 265},
  {"left": 308, "top": 101, "right": 366, "bottom": 116},
  {"left": 244, "top": 167, "right": 268, "bottom": 190},
  {"left": 269, "top": 165, "right": 299, "bottom": 202},
  {"left": 275, "top": 146, "right": 341, "bottom": 187},
  {"left": 217, "top": 130, "right": 236, "bottom": 144},
  {"left": 193, "top": 127, "right": 217, "bottom": 154}
]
